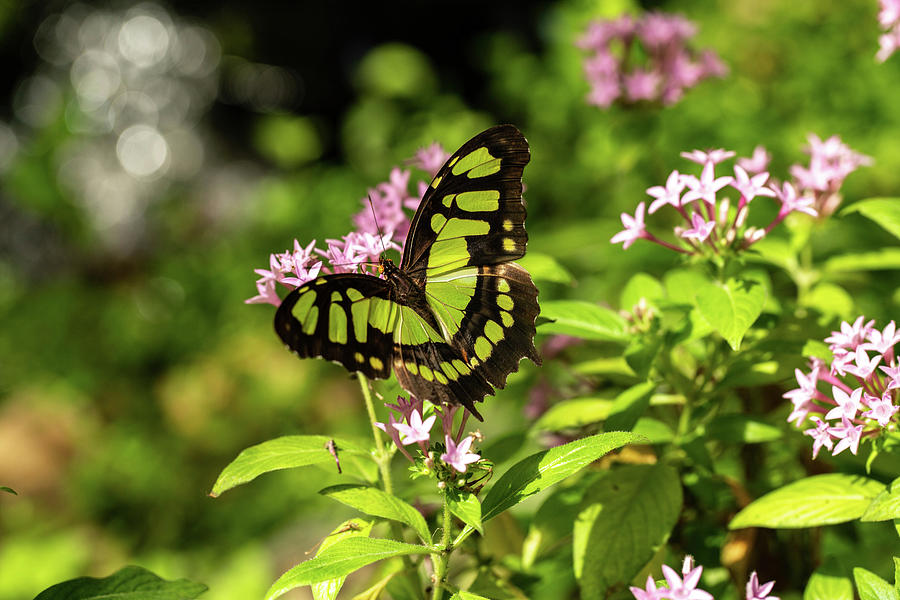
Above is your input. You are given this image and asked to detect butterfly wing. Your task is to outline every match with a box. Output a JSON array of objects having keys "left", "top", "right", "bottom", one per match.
[
  {"left": 394, "top": 125, "right": 540, "bottom": 416},
  {"left": 274, "top": 274, "right": 399, "bottom": 380}
]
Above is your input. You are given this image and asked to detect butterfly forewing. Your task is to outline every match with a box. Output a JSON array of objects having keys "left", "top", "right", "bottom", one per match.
[
  {"left": 275, "top": 274, "right": 397, "bottom": 380},
  {"left": 401, "top": 124, "right": 531, "bottom": 280}
]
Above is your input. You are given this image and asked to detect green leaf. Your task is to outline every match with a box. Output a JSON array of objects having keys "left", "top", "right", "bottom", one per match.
[
  {"left": 803, "top": 339, "right": 833, "bottom": 362},
  {"left": 447, "top": 491, "right": 483, "bottom": 534},
  {"left": 802, "top": 282, "right": 855, "bottom": 321},
  {"left": 631, "top": 418, "right": 674, "bottom": 444},
  {"left": 854, "top": 567, "right": 900, "bottom": 600},
  {"left": 843, "top": 197, "right": 900, "bottom": 241},
  {"left": 538, "top": 300, "right": 628, "bottom": 342},
  {"left": 605, "top": 382, "right": 655, "bottom": 432},
  {"left": 319, "top": 484, "right": 431, "bottom": 543},
  {"left": 518, "top": 252, "right": 574, "bottom": 284},
  {"left": 1, "top": 486, "right": 16, "bottom": 495},
  {"left": 532, "top": 398, "right": 613, "bottom": 432},
  {"left": 33, "top": 565, "right": 207, "bottom": 600},
  {"left": 804, "top": 567, "right": 853, "bottom": 600},
  {"left": 861, "top": 477, "right": 900, "bottom": 522},
  {"left": 663, "top": 269, "right": 711, "bottom": 304},
  {"left": 211, "top": 436, "right": 367, "bottom": 497},
  {"left": 695, "top": 275, "right": 767, "bottom": 351},
  {"left": 623, "top": 337, "right": 661, "bottom": 380},
  {"left": 480, "top": 432, "right": 641, "bottom": 523},
  {"left": 705, "top": 414, "right": 782, "bottom": 444},
  {"left": 620, "top": 273, "right": 664, "bottom": 310},
  {"left": 730, "top": 474, "right": 885, "bottom": 529},
  {"left": 522, "top": 476, "right": 598, "bottom": 568},
  {"left": 825, "top": 248, "right": 900, "bottom": 272},
  {"left": 312, "top": 519, "right": 373, "bottom": 600},
  {"left": 350, "top": 571, "right": 399, "bottom": 600},
  {"left": 895, "top": 557, "right": 900, "bottom": 595},
  {"left": 450, "top": 592, "right": 492, "bottom": 600},
  {"left": 265, "top": 538, "right": 430, "bottom": 600},
  {"left": 574, "top": 465, "right": 682, "bottom": 598}
]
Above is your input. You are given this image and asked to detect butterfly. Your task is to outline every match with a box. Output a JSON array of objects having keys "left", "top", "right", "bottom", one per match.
[{"left": 274, "top": 125, "right": 540, "bottom": 420}]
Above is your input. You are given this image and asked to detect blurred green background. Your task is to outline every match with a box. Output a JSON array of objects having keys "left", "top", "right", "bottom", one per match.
[{"left": 1, "top": 0, "right": 899, "bottom": 598}]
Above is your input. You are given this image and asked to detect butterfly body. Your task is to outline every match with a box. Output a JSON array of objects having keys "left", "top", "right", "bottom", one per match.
[{"left": 275, "top": 125, "right": 540, "bottom": 419}]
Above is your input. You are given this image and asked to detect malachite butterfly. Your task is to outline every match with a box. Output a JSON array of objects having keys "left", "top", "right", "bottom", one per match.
[{"left": 274, "top": 125, "right": 540, "bottom": 419}]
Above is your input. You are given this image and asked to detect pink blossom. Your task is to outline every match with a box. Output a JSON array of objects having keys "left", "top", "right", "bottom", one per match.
[
  {"left": 829, "top": 417, "right": 864, "bottom": 456},
  {"left": 863, "top": 392, "right": 899, "bottom": 427},
  {"left": 623, "top": 69, "right": 662, "bottom": 101},
  {"left": 681, "top": 161, "right": 733, "bottom": 206},
  {"left": 737, "top": 146, "right": 771, "bottom": 175},
  {"left": 393, "top": 409, "right": 437, "bottom": 445},
  {"left": 629, "top": 575, "right": 667, "bottom": 600},
  {"left": 611, "top": 202, "right": 648, "bottom": 249},
  {"left": 825, "top": 316, "right": 875, "bottom": 353},
  {"left": 843, "top": 350, "right": 882, "bottom": 380},
  {"left": 824, "top": 386, "right": 863, "bottom": 421},
  {"left": 746, "top": 571, "right": 779, "bottom": 600},
  {"left": 731, "top": 166, "right": 775, "bottom": 204},
  {"left": 661, "top": 558, "right": 713, "bottom": 600},
  {"left": 864, "top": 320, "right": 900, "bottom": 356},
  {"left": 680, "top": 148, "right": 736, "bottom": 166},
  {"left": 647, "top": 170, "right": 686, "bottom": 213},
  {"left": 803, "top": 417, "right": 834, "bottom": 459},
  {"left": 680, "top": 212, "right": 716, "bottom": 242},
  {"left": 770, "top": 182, "right": 817, "bottom": 218},
  {"left": 410, "top": 143, "right": 449, "bottom": 178},
  {"left": 881, "top": 364, "right": 900, "bottom": 390},
  {"left": 441, "top": 435, "right": 480, "bottom": 473}
]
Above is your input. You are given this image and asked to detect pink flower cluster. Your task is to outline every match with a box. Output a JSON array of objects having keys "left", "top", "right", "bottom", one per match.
[
  {"left": 610, "top": 134, "right": 870, "bottom": 255},
  {"left": 789, "top": 134, "right": 873, "bottom": 218},
  {"left": 246, "top": 143, "right": 450, "bottom": 306},
  {"left": 577, "top": 12, "right": 727, "bottom": 108},
  {"left": 630, "top": 556, "right": 778, "bottom": 600},
  {"left": 375, "top": 396, "right": 481, "bottom": 474},
  {"left": 785, "top": 318, "right": 900, "bottom": 459},
  {"left": 877, "top": 0, "right": 900, "bottom": 62}
]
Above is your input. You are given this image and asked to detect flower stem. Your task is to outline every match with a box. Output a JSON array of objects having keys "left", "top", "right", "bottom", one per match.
[
  {"left": 430, "top": 496, "right": 453, "bottom": 600},
  {"left": 359, "top": 376, "right": 393, "bottom": 495}
]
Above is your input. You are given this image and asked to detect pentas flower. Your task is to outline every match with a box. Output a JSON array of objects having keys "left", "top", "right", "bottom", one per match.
[
  {"left": 441, "top": 435, "right": 481, "bottom": 473},
  {"left": 877, "top": 0, "right": 900, "bottom": 62},
  {"left": 577, "top": 11, "right": 726, "bottom": 109},
  {"left": 611, "top": 134, "right": 869, "bottom": 258},
  {"left": 787, "top": 318, "right": 900, "bottom": 459},
  {"left": 629, "top": 557, "right": 778, "bottom": 600},
  {"left": 247, "top": 142, "right": 447, "bottom": 306},
  {"left": 789, "top": 133, "right": 872, "bottom": 217}
]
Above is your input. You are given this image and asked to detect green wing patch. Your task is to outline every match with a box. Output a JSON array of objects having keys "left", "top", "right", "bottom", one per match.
[{"left": 275, "top": 274, "right": 397, "bottom": 380}]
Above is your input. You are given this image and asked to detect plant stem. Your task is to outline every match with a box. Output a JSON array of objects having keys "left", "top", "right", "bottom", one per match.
[
  {"left": 430, "top": 496, "right": 453, "bottom": 600},
  {"left": 359, "top": 376, "right": 394, "bottom": 495}
]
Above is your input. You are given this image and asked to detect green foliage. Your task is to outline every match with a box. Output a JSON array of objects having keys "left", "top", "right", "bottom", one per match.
[{"left": 33, "top": 566, "right": 207, "bottom": 600}]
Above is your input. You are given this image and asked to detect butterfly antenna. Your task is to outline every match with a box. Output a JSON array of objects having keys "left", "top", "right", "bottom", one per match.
[{"left": 367, "top": 193, "right": 388, "bottom": 256}]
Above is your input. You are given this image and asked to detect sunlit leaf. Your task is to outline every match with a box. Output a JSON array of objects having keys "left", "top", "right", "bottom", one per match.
[
  {"left": 265, "top": 538, "right": 430, "bottom": 600},
  {"left": 319, "top": 484, "right": 430, "bottom": 543},
  {"left": 854, "top": 567, "right": 899, "bottom": 600},
  {"left": 480, "top": 432, "right": 641, "bottom": 522},
  {"left": 804, "top": 567, "right": 853, "bottom": 600},
  {"left": 861, "top": 477, "right": 900, "bottom": 522},
  {"left": 825, "top": 249, "right": 900, "bottom": 272},
  {"left": 705, "top": 414, "right": 782, "bottom": 444},
  {"left": 532, "top": 397, "right": 613, "bottom": 431},
  {"left": 211, "top": 435, "right": 367, "bottom": 497},
  {"left": 312, "top": 518, "right": 373, "bottom": 600},
  {"left": 605, "top": 382, "right": 655, "bottom": 432},
  {"left": 730, "top": 474, "right": 885, "bottom": 529},
  {"left": 695, "top": 275, "right": 767, "bottom": 351},
  {"left": 518, "top": 252, "right": 574, "bottom": 284},
  {"left": 33, "top": 565, "right": 207, "bottom": 600},
  {"left": 538, "top": 300, "right": 628, "bottom": 341},
  {"left": 843, "top": 198, "right": 900, "bottom": 242},
  {"left": 447, "top": 490, "right": 483, "bottom": 534}
]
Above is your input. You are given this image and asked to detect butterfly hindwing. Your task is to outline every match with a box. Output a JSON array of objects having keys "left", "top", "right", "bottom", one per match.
[
  {"left": 274, "top": 274, "right": 397, "bottom": 380},
  {"left": 401, "top": 124, "right": 531, "bottom": 280}
]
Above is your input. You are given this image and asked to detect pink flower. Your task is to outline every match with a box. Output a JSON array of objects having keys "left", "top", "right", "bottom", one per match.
[
  {"left": 611, "top": 202, "right": 648, "bottom": 249},
  {"left": 647, "top": 170, "right": 686, "bottom": 213},
  {"left": 680, "top": 212, "right": 716, "bottom": 242},
  {"left": 629, "top": 575, "right": 667, "bottom": 600},
  {"left": 881, "top": 364, "right": 900, "bottom": 390},
  {"left": 843, "top": 349, "right": 882, "bottom": 380},
  {"left": 393, "top": 409, "right": 437, "bottom": 445},
  {"left": 681, "top": 161, "right": 733, "bottom": 206},
  {"left": 824, "top": 386, "right": 864, "bottom": 421},
  {"left": 864, "top": 320, "right": 900, "bottom": 355},
  {"left": 825, "top": 316, "right": 875, "bottom": 353},
  {"left": 375, "top": 414, "right": 414, "bottom": 462},
  {"left": 731, "top": 166, "right": 775, "bottom": 204},
  {"left": 661, "top": 558, "right": 713, "bottom": 600},
  {"left": 680, "top": 148, "right": 736, "bottom": 166},
  {"left": 770, "top": 182, "right": 817, "bottom": 218},
  {"left": 737, "top": 146, "right": 771, "bottom": 175},
  {"left": 862, "top": 392, "right": 899, "bottom": 427},
  {"left": 410, "top": 143, "right": 449, "bottom": 178},
  {"left": 784, "top": 367, "right": 820, "bottom": 425},
  {"left": 746, "top": 571, "right": 779, "bottom": 600},
  {"left": 803, "top": 417, "right": 834, "bottom": 459},
  {"left": 587, "top": 76, "right": 621, "bottom": 108},
  {"left": 829, "top": 417, "right": 864, "bottom": 456},
  {"left": 441, "top": 435, "right": 480, "bottom": 473},
  {"left": 623, "top": 69, "right": 662, "bottom": 101}
]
